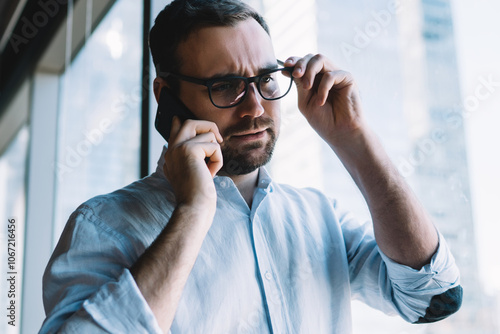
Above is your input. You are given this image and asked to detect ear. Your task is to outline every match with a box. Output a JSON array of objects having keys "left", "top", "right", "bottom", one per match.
[{"left": 153, "top": 77, "right": 169, "bottom": 103}]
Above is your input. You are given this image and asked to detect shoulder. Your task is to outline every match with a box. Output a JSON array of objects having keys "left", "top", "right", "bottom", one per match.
[
  {"left": 267, "top": 181, "right": 345, "bottom": 227},
  {"left": 64, "top": 172, "right": 176, "bottom": 245},
  {"left": 271, "top": 181, "right": 339, "bottom": 209},
  {"left": 270, "top": 181, "right": 368, "bottom": 235}
]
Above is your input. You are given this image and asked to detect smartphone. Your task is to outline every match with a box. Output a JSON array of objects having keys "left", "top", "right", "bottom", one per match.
[{"left": 155, "top": 87, "right": 197, "bottom": 142}]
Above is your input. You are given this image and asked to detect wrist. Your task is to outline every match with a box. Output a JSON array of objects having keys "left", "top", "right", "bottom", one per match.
[
  {"left": 324, "top": 117, "right": 370, "bottom": 149},
  {"left": 328, "top": 125, "right": 396, "bottom": 186},
  {"left": 175, "top": 201, "right": 216, "bottom": 225},
  {"left": 328, "top": 123, "right": 375, "bottom": 159}
]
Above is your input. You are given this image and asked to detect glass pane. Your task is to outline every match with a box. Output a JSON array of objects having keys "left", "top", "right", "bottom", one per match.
[
  {"left": 53, "top": 0, "right": 142, "bottom": 240},
  {"left": 263, "top": 0, "right": 500, "bottom": 333},
  {"left": 0, "top": 126, "right": 29, "bottom": 334}
]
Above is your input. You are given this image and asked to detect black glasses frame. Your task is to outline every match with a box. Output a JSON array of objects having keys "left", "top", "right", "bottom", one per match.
[{"left": 161, "top": 61, "right": 294, "bottom": 109}]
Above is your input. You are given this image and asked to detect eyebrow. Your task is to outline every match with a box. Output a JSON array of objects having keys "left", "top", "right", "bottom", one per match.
[{"left": 204, "top": 61, "right": 279, "bottom": 81}]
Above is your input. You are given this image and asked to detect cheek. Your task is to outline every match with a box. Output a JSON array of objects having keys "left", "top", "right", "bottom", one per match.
[
  {"left": 180, "top": 89, "right": 219, "bottom": 121},
  {"left": 266, "top": 101, "right": 281, "bottom": 129},
  {"left": 193, "top": 105, "right": 234, "bottom": 136}
]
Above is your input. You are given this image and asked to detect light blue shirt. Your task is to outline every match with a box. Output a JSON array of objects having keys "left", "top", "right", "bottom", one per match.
[{"left": 41, "top": 147, "right": 461, "bottom": 333}]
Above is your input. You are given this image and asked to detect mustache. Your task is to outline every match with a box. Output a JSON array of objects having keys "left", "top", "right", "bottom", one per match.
[{"left": 223, "top": 116, "right": 275, "bottom": 137}]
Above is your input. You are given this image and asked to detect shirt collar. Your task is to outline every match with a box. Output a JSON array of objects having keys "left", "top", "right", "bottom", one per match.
[{"left": 256, "top": 166, "right": 273, "bottom": 192}]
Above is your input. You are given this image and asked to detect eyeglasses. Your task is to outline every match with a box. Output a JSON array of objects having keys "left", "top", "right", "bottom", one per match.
[{"left": 161, "top": 61, "right": 294, "bottom": 109}]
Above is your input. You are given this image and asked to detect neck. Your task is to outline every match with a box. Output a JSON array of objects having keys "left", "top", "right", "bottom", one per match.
[{"left": 220, "top": 169, "right": 259, "bottom": 208}]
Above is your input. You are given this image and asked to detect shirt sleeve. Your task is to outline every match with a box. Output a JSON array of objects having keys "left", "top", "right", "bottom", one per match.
[
  {"left": 337, "top": 201, "right": 462, "bottom": 323},
  {"left": 39, "top": 205, "right": 164, "bottom": 334}
]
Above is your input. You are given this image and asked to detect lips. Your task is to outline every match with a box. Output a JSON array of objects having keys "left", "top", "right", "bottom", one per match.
[
  {"left": 232, "top": 129, "right": 267, "bottom": 137},
  {"left": 230, "top": 129, "right": 267, "bottom": 141},
  {"left": 223, "top": 116, "right": 275, "bottom": 141}
]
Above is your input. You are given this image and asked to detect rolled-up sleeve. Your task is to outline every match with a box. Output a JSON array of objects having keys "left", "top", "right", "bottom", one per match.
[
  {"left": 338, "top": 202, "right": 462, "bottom": 324},
  {"left": 378, "top": 231, "right": 462, "bottom": 323}
]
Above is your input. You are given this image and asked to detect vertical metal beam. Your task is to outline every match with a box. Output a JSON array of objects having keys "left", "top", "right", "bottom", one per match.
[
  {"left": 21, "top": 72, "right": 59, "bottom": 334},
  {"left": 140, "top": 0, "right": 151, "bottom": 178}
]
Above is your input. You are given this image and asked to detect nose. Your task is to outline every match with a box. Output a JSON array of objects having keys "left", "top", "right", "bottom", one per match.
[{"left": 236, "top": 83, "right": 265, "bottom": 118}]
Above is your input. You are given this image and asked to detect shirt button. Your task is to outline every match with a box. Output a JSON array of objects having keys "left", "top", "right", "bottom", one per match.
[{"left": 265, "top": 271, "right": 272, "bottom": 281}]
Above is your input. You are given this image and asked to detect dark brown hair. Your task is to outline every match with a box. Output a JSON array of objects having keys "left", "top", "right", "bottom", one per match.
[{"left": 149, "top": 0, "right": 270, "bottom": 78}]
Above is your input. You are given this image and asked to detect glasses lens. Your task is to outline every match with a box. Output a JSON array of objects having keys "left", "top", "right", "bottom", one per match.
[
  {"left": 210, "top": 78, "right": 246, "bottom": 107},
  {"left": 259, "top": 69, "right": 293, "bottom": 100}
]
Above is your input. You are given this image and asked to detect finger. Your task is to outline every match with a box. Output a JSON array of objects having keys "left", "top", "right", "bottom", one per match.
[
  {"left": 283, "top": 56, "right": 301, "bottom": 68},
  {"left": 316, "top": 70, "right": 353, "bottom": 106},
  {"left": 301, "top": 54, "right": 330, "bottom": 90},
  {"left": 171, "top": 119, "right": 223, "bottom": 146},
  {"left": 205, "top": 144, "right": 223, "bottom": 177},
  {"left": 280, "top": 57, "right": 299, "bottom": 79},
  {"left": 186, "top": 131, "right": 218, "bottom": 144},
  {"left": 291, "top": 54, "right": 314, "bottom": 79},
  {"left": 184, "top": 141, "right": 223, "bottom": 177}
]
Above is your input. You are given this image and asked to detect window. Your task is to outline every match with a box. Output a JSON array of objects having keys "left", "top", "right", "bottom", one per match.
[
  {"left": 0, "top": 126, "right": 29, "bottom": 334},
  {"left": 264, "top": 0, "right": 500, "bottom": 333},
  {"left": 53, "top": 0, "right": 143, "bottom": 239}
]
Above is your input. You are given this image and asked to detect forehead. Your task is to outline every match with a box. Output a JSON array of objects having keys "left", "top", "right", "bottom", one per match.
[{"left": 176, "top": 18, "right": 276, "bottom": 77}]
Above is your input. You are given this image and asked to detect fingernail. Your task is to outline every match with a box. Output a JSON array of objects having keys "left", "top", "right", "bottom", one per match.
[{"left": 285, "top": 58, "right": 293, "bottom": 64}]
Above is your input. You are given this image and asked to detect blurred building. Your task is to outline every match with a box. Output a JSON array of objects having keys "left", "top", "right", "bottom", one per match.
[
  {"left": 398, "top": 0, "right": 498, "bottom": 333},
  {"left": 267, "top": 0, "right": 499, "bottom": 333}
]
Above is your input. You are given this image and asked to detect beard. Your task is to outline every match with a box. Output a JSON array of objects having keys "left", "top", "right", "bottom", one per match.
[{"left": 219, "top": 116, "right": 278, "bottom": 175}]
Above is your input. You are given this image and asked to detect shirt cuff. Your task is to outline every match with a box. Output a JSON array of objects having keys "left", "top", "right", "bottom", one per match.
[
  {"left": 380, "top": 231, "right": 460, "bottom": 290},
  {"left": 378, "top": 231, "right": 461, "bottom": 322},
  {"left": 82, "top": 269, "right": 163, "bottom": 333}
]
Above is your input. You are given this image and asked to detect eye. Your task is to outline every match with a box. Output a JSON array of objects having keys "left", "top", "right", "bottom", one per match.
[
  {"left": 211, "top": 81, "right": 234, "bottom": 92},
  {"left": 260, "top": 74, "right": 274, "bottom": 84}
]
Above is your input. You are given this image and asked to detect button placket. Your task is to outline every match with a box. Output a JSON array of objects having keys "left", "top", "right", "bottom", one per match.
[{"left": 251, "top": 214, "right": 286, "bottom": 334}]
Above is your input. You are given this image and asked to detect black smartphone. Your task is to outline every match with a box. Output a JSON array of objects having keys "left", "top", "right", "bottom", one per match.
[{"left": 155, "top": 87, "right": 197, "bottom": 142}]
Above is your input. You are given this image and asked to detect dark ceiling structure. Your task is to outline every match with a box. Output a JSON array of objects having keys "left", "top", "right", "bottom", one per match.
[
  {"left": 0, "top": 1, "right": 22, "bottom": 41},
  {"left": 0, "top": 0, "right": 77, "bottom": 115}
]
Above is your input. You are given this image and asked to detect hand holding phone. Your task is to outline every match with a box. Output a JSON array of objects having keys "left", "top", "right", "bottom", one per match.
[
  {"left": 155, "top": 86, "right": 223, "bottom": 174},
  {"left": 158, "top": 87, "right": 223, "bottom": 209}
]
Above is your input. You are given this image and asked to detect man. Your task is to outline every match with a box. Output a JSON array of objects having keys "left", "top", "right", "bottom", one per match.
[{"left": 40, "top": 0, "right": 462, "bottom": 333}]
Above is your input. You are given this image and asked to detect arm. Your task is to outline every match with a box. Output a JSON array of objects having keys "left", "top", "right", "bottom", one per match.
[
  {"left": 129, "top": 205, "right": 213, "bottom": 332},
  {"left": 332, "top": 127, "right": 438, "bottom": 269},
  {"left": 285, "top": 54, "right": 437, "bottom": 269},
  {"left": 41, "top": 117, "right": 222, "bottom": 333},
  {"left": 337, "top": 202, "right": 461, "bottom": 323},
  {"left": 286, "top": 54, "right": 461, "bottom": 321},
  {"left": 130, "top": 116, "right": 223, "bottom": 332}
]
